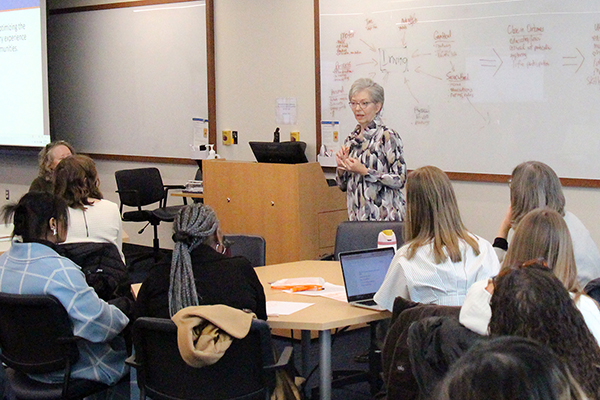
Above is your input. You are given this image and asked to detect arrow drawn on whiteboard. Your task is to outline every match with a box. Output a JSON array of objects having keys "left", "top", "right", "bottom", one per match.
[
  {"left": 467, "top": 97, "right": 491, "bottom": 129},
  {"left": 412, "top": 49, "right": 432, "bottom": 58},
  {"left": 383, "top": 71, "right": 391, "bottom": 83},
  {"left": 450, "top": 60, "right": 455, "bottom": 72},
  {"left": 480, "top": 48, "right": 503, "bottom": 76},
  {"left": 401, "top": 31, "right": 407, "bottom": 48},
  {"left": 562, "top": 48, "right": 585, "bottom": 73},
  {"left": 356, "top": 58, "right": 379, "bottom": 68},
  {"left": 415, "top": 65, "right": 442, "bottom": 80},
  {"left": 368, "top": 72, "right": 377, "bottom": 79},
  {"left": 404, "top": 78, "right": 419, "bottom": 104},
  {"left": 360, "top": 39, "right": 377, "bottom": 52}
]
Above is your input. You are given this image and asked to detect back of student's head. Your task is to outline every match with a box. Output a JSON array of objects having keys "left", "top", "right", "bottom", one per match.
[
  {"left": 169, "top": 203, "right": 221, "bottom": 317},
  {"left": 2, "top": 192, "right": 69, "bottom": 242},
  {"left": 37, "top": 140, "right": 75, "bottom": 178},
  {"left": 502, "top": 208, "right": 579, "bottom": 293},
  {"left": 404, "top": 165, "right": 478, "bottom": 263},
  {"left": 510, "top": 161, "right": 565, "bottom": 226},
  {"left": 435, "top": 336, "right": 588, "bottom": 400},
  {"left": 54, "top": 155, "right": 103, "bottom": 209},
  {"left": 489, "top": 261, "right": 600, "bottom": 397}
]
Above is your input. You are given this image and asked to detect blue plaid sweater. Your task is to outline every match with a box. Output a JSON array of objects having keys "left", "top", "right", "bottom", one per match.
[{"left": 0, "top": 241, "right": 129, "bottom": 385}]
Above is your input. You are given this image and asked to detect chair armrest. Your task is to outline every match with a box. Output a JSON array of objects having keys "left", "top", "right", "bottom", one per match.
[
  {"left": 125, "top": 354, "right": 141, "bottom": 369},
  {"left": 264, "top": 346, "right": 293, "bottom": 371},
  {"left": 162, "top": 185, "right": 187, "bottom": 207},
  {"left": 116, "top": 189, "right": 143, "bottom": 210}
]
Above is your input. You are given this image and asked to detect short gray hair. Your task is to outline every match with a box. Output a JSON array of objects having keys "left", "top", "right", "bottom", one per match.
[
  {"left": 510, "top": 161, "right": 566, "bottom": 226},
  {"left": 348, "top": 78, "right": 385, "bottom": 105}
]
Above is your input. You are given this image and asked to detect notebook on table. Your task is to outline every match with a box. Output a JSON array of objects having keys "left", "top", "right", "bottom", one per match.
[{"left": 339, "top": 247, "right": 395, "bottom": 311}]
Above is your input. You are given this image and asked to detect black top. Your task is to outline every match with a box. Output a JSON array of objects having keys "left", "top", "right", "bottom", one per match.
[{"left": 134, "top": 244, "right": 267, "bottom": 320}]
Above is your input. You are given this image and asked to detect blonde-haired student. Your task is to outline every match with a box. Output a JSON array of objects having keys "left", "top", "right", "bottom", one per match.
[{"left": 374, "top": 166, "right": 499, "bottom": 311}]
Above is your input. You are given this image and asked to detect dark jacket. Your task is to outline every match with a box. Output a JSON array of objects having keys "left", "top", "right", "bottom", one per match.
[
  {"left": 408, "top": 316, "right": 484, "bottom": 398},
  {"left": 134, "top": 244, "right": 267, "bottom": 321},
  {"left": 379, "top": 297, "right": 462, "bottom": 400},
  {"left": 57, "top": 241, "right": 132, "bottom": 302}
]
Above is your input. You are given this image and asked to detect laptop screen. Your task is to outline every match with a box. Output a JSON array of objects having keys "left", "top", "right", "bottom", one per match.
[{"left": 339, "top": 247, "right": 395, "bottom": 302}]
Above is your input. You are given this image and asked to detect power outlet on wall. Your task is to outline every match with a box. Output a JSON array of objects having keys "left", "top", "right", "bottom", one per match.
[{"left": 4, "top": 190, "right": 8, "bottom": 200}]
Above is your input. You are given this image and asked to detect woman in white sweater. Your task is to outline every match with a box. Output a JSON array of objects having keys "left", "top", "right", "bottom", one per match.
[
  {"left": 374, "top": 166, "right": 499, "bottom": 310},
  {"left": 53, "top": 155, "right": 125, "bottom": 262},
  {"left": 460, "top": 207, "right": 600, "bottom": 343},
  {"left": 494, "top": 161, "right": 600, "bottom": 287}
]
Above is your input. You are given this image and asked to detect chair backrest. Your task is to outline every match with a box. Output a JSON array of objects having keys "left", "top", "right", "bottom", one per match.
[
  {"left": 115, "top": 168, "right": 165, "bottom": 208},
  {"left": 0, "top": 293, "right": 78, "bottom": 374},
  {"left": 382, "top": 299, "right": 461, "bottom": 400},
  {"left": 132, "top": 317, "right": 271, "bottom": 400},
  {"left": 224, "top": 234, "right": 267, "bottom": 267},
  {"left": 334, "top": 221, "right": 405, "bottom": 260}
]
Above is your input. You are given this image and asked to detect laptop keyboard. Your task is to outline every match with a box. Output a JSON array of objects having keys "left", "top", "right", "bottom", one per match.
[{"left": 357, "top": 299, "right": 378, "bottom": 306}]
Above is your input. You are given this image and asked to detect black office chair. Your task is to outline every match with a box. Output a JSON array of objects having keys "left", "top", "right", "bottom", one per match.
[
  {"left": 115, "top": 167, "right": 186, "bottom": 261},
  {"left": 326, "top": 220, "right": 404, "bottom": 260},
  {"left": 224, "top": 234, "right": 267, "bottom": 267},
  {"left": 0, "top": 293, "right": 112, "bottom": 400},
  {"left": 127, "top": 317, "right": 293, "bottom": 400}
]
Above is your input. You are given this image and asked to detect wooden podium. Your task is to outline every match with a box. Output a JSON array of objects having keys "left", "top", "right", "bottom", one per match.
[{"left": 202, "top": 160, "right": 347, "bottom": 265}]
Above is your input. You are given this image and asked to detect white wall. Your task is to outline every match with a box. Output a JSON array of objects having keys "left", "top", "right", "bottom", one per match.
[
  {"left": 213, "top": 0, "right": 317, "bottom": 161},
  {"left": 2, "top": 0, "right": 600, "bottom": 253}
]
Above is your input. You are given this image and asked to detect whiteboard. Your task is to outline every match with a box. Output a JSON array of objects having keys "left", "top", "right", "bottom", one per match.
[
  {"left": 47, "top": 1, "right": 208, "bottom": 157},
  {"left": 319, "top": 0, "right": 600, "bottom": 179}
]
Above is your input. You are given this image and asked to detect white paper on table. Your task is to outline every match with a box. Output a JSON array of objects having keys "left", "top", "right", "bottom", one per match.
[
  {"left": 267, "top": 301, "right": 313, "bottom": 317},
  {"left": 291, "top": 283, "right": 348, "bottom": 303}
]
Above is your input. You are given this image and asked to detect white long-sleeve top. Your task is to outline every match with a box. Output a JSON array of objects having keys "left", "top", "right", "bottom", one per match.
[{"left": 374, "top": 234, "right": 500, "bottom": 311}]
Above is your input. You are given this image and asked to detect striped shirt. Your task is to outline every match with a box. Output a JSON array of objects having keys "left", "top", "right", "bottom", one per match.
[{"left": 374, "top": 234, "right": 500, "bottom": 311}]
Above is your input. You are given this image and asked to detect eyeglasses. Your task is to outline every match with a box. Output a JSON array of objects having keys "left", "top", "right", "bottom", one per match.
[{"left": 348, "top": 101, "right": 373, "bottom": 109}]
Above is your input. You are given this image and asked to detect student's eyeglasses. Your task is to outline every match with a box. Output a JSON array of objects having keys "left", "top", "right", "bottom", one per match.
[{"left": 348, "top": 101, "right": 373, "bottom": 109}]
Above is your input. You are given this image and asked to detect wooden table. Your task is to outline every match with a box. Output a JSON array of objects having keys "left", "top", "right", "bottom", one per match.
[
  {"left": 256, "top": 260, "right": 391, "bottom": 400},
  {"left": 171, "top": 191, "right": 204, "bottom": 200}
]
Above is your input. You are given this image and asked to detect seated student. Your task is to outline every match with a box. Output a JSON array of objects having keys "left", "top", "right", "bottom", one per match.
[
  {"left": 29, "top": 140, "right": 75, "bottom": 193},
  {"left": 488, "top": 261, "right": 600, "bottom": 399},
  {"left": 53, "top": 154, "right": 125, "bottom": 262},
  {"left": 374, "top": 166, "right": 500, "bottom": 310},
  {"left": 435, "top": 336, "right": 589, "bottom": 400},
  {"left": 460, "top": 208, "right": 600, "bottom": 343},
  {"left": 495, "top": 161, "right": 600, "bottom": 286},
  {"left": 0, "top": 192, "right": 129, "bottom": 385},
  {"left": 135, "top": 203, "right": 266, "bottom": 320}
]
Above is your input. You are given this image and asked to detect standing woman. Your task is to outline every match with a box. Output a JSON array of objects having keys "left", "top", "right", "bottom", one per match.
[
  {"left": 374, "top": 166, "right": 499, "bottom": 311},
  {"left": 336, "top": 78, "right": 407, "bottom": 221}
]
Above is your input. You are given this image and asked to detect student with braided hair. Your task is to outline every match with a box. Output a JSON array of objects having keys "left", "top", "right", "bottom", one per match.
[{"left": 134, "top": 203, "right": 267, "bottom": 320}]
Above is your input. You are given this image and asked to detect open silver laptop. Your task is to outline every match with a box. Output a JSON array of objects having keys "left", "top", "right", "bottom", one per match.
[{"left": 339, "top": 247, "right": 395, "bottom": 311}]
